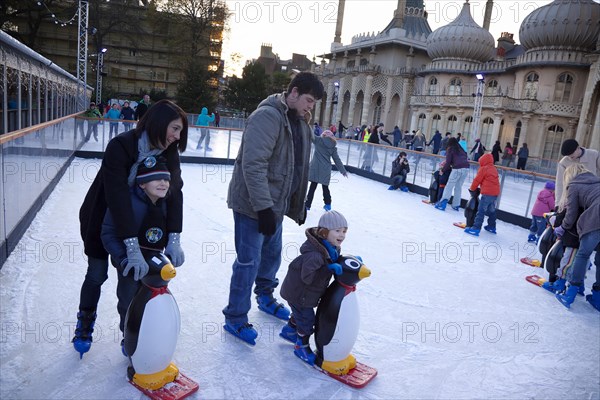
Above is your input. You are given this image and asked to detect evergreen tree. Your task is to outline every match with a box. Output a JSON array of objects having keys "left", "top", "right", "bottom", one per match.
[{"left": 224, "top": 62, "right": 270, "bottom": 114}]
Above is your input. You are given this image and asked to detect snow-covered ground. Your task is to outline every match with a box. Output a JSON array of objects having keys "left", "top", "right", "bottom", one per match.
[{"left": 1, "top": 159, "right": 599, "bottom": 400}]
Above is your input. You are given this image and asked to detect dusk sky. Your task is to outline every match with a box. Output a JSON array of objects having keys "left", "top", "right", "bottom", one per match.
[{"left": 221, "top": 0, "right": 556, "bottom": 76}]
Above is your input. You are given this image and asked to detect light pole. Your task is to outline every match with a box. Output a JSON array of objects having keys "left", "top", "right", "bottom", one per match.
[
  {"left": 471, "top": 73, "right": 485, "bottom": 146},
  {"left": 76, "top": 0, "right": 89, "bottom": 111},
  {"left": 96, "top": 48, "right": 107, "bottom": 105},
  {"left": 332, "top": 81, "right": 340, "bottom": 130}
]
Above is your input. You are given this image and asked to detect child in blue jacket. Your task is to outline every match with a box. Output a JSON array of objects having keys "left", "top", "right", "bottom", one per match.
[{"left": 101, "top": 156, "right": 174, "bottom": 338}]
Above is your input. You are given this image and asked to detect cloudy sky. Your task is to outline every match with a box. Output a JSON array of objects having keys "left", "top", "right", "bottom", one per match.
[{"left": 221, "top": 0, "right": 554, "bottom": 76}]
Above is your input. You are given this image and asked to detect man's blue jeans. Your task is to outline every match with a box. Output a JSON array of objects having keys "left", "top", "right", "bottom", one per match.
[
  {"left": 223, "top": 211, "right": 283, "bottom": 325},
  {"left": 472, "top": 195, "right": 497, "bottom": 230},
  {"left": 570, "top": 229, "right": 600, "bottom": 288}
]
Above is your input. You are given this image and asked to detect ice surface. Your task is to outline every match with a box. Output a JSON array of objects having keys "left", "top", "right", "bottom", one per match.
[{"left": 1, "top": 159, "right": 598, "bottom": 399}]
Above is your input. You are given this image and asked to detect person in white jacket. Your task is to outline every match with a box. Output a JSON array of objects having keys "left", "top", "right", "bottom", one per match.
[{"left": 555, "top": 139, "right": 600, "bottom": 202}]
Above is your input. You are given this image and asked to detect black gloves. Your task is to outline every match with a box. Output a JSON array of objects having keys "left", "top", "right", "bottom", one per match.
[
  {"left": 469, "top": 188, "right": 481, "bottom": 197},
  {"left": 257, "top": 208, "right": 277, "bottom": 235}
]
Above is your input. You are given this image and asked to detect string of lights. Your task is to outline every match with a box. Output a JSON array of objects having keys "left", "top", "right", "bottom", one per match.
[
  {"left": 36, "top": 1, "right": 78, "bottom": 27},
  {"left": 36, "top": 1, "right": 111, "bottom": 27}
]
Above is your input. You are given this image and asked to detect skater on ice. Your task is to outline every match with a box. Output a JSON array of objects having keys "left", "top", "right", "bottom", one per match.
[
  {"left": 73, "top": 100, "right": 188, "bottom": 358},
  {"left": 528, "top": 181, "right": 555, "bottom": 243},
  {"left": 464, "top": 153, "right": 500, "bottom": 236},
  {"left": 223, "top": 72, "right": 324, "bottom": 345},
  {"left": 280, "top": 210, "right": 349, "bottom": 364},
  {"left": 305, "top": 129, "right": 348, "bottom": 212},
  {"left": 553, "top": 164, "right": 600, "bottom": 310}
]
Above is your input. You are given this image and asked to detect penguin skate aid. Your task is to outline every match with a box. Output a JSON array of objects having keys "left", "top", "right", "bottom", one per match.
[{"left": 123, "top": 251, "right": 198, "bottom": 398}]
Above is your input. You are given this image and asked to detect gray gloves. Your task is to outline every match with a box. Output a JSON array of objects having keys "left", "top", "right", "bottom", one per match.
[
  {"left": 165, "top": 232, "right": 185, "bottom": 267},
  {"left": 122, "top": 237, "right": 149, "bottom": 281}
]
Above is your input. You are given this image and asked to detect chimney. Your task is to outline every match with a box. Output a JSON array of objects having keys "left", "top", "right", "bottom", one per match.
[
  {"left": 333, "top": 0, "right": 346, "bottom": 44},
  {"left": 483, "top": 0, "right": 493, "bottom": 31}
]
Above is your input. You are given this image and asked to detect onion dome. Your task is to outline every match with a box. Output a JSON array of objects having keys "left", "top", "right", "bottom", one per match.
[
  {"left": 519, "top": 0, "right": 600, "bottom": 51},
  {"left": 426, "top": 1, "right": 495, "bottom": 62}
]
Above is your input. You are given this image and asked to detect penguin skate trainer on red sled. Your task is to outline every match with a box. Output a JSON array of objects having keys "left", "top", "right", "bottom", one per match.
[{"left": 124, "top": 251, "right": 198, "bottom": 400}]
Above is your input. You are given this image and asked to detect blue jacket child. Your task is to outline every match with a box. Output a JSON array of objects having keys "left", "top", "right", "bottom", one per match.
[{"left": 101, "top": 156, "right": 171, "bottom": 334}]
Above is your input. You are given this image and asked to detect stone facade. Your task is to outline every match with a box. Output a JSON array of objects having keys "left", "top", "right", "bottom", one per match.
[{"left": 312, "top": 0, "right": 600, "bottom": 159}]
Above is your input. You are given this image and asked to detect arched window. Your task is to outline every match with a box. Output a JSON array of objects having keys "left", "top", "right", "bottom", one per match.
[
  {"left": 553, "top": 72, "right": 574, "bottom": 102},
  {"left": 524, "top": 72, "right": 539, "bottom": 99},
  {"left": 463, "top": 116, "right": 473, "bottom": 138},
  {"left": 428, "top": 77, "right": 438, "bottom": 95},
  {"left": 432, "top": 114, "right": 441, "bottom": 133},
  {"left": 372, "top": 94, "right": 383, "bottom": 125},
  {"left": 486, "top": 79, "right": 499, "bottom": 96},
  {"left": 447, "top": 115, "right": 458, "bottom": 134},
  {"left": 543, "top": 124, "right": 565, "bottom": 160},
  {"left": 513, "top": 121, "right": 522, "bottom": 147},
  {"left": 448, "top": 78, "right": 462, "bottom": 96},
  {"left": 480, "top": 117, "right": 494, "bottom": 147},
  {"left": 417, "top": 113, "right": 427, "bottom": 131}
]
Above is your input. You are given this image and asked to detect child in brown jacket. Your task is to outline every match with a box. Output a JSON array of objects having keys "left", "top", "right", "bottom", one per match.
[{"left": 280, "top": 210, "right": 348, "bottom": 365}]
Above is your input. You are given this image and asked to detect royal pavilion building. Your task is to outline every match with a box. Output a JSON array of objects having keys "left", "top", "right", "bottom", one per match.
[{"left": 312, "top": 0, "right": 600, "bottom": 159}]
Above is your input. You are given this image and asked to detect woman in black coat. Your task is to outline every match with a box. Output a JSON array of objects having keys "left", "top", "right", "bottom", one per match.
[
  {"left": 73, "top": 99, "right": 189, "bottom": 357},
  {"left": 491, "top": 140, "right": 502, "bottom": 164}
]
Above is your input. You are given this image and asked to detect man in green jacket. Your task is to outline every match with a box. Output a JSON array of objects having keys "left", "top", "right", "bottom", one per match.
[{"left": 223, "top": 72, "right": 324, "bottom": 344}]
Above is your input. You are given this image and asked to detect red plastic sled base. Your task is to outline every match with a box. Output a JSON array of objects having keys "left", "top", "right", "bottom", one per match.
[
  {"left": 453, "top": 222, "right": 466, "bottom": 228},
  {"left": 521, "top": 257, "right": 541, "bottom": 267},
  {"left": 130, "top": 372, "right": 199, "bottom": 400},
  {"left": 526, "top": 275, "right": 546, "bottom": 287},
  {"left": 319, "top": 362, "right": 377, "bottom": 389}
]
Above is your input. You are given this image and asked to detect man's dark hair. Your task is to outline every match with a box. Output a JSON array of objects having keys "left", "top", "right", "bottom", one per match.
[{"left": 287, "top": 72, "right": 324, "bottom": 100}]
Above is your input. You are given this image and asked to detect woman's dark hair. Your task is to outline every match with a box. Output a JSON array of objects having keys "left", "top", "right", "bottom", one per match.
[
  {"left": 368, "top": 129, "right": 380, "bottom": 144},
  {"left": 287, "top": 72, "right": 324, "bottom": 100},
  {"left": 505, "top": 142, "right": 511, "bottom": 147},
  {"left": 446, "top": 137, "right": 464, "bottom": 154},
  {"left": 136, "top": 99, "right": 188, "bottom": 152}
]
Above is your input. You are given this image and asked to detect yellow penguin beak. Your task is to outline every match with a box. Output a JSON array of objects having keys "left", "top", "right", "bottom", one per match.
[
  {"left": 160, "top": 263, "right": 177, "bottom": 281},
  {"left": 358, "top": 265, "right": 371, "bottom": 280}
]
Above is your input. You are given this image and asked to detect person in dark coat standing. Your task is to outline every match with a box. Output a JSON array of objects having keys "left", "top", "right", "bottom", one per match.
[
  {"left": 516, "top": 143, "right": 529, "bottom": 170},
  {"left": 305, "top": 130, "right": 348, "bottom": 211},
  {"left": 469, "top": 138, "right": 486, "bottom": 162},
  {"left": 337, "top": 120, "right": 346, "bottom": 138},
  {"left": 134, "top": 94, "right": 151, "bottom": 121},
  {"left": 427, "top": 130, "right": 443, "bottom": 154},
  {"left": 491, "top": 140, "right": 502, "bottom": 164},
  {"left": 120, "top": 101, "right": 135, "bottom": 133},
  {"left": 72, "top": 100, "right": 188, "bottom": 357},
  {"left": 392, "top": 126, "right": 403, "bottom": 147}
]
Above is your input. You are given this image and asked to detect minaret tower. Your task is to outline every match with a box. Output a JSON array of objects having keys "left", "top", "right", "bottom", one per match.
[
  {"left": 483, "top": 0, "right": 493, "bottom": 31},
  {"left": 332, "top": 0, "right": 346, "bottom": 48},
  {"left": 395, "top": 0, "right": 406, "bottom": 25}
]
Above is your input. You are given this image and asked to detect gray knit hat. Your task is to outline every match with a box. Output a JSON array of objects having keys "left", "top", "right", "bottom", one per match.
[{"left": 318, "top": 210, "right": 348, "bottom": 229}]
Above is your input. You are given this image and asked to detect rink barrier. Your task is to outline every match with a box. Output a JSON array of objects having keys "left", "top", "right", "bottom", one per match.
[
  {"left": 1, "top": 117, "right": 559, "bottom": 267},
  {"left": 0, "top": 115, "right": 82, "bottom": 266}
]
